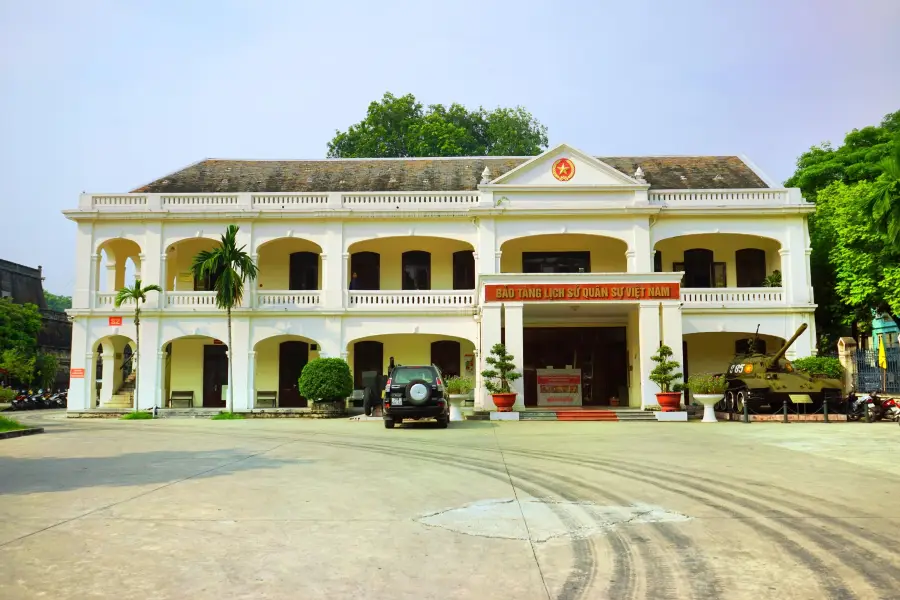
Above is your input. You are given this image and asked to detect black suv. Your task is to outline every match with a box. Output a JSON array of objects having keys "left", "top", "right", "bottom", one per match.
[{"left": 382, "top": 365, "right": 449, "bottom": 429}]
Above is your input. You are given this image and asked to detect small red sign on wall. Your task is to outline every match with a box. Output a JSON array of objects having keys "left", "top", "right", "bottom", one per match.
[
  {"left": 108, "top": 316, "right": 123, "bottom": 327},
  {"left": 70, "top": 368, "right": 85, "bottom": 379},
  {"left": 213, "top": 339, "right": 224, "bottom": 345}
]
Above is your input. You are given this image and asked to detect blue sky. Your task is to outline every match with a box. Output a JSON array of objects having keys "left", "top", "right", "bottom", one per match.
[{"left": 1, "top": 0, "right": 898, "bottom": 293}]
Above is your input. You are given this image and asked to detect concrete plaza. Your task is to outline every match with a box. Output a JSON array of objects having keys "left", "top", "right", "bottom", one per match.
[{"left": 1, "top": 413, "right": 899, "bottom": 600}]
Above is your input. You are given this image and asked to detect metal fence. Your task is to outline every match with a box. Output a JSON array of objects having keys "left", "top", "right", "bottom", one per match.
[{"left": 855, "top": 347, "right": 900, "bottom": 393}]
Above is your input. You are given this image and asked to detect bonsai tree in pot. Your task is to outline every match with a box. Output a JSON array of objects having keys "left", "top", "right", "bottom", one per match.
[
  {"left": 687, "top": 373, "right": 727, "bottom": 423},
  {"left": 649, "top": 344, "right": 684, "bottom": 412},
  {"left": 481, "top": 343, "right": 521, "bottom": 412},
  {"left": 298, "top": 358, "right": 353, "bottom": 417}
]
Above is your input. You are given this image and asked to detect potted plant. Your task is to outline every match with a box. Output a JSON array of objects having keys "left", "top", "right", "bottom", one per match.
[
  {"left": 649, "top": 344, "right": 684, "bottom": 412},
  {"left": 687, "top": 373, "right": 727, "bottom": 423},
  {"left": 298, "top": 358, "right": 353, "bottom": 417},
  {"left": 446, "top": 375, "right": 474, "bottom": 421},
  {"left": 481, "top": 343, "right": 521, "bottom": 412}
]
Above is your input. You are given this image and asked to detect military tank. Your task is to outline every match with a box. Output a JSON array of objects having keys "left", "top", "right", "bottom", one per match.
[{"left": 722, "top": 323, "right": 844, "bottom": 413}]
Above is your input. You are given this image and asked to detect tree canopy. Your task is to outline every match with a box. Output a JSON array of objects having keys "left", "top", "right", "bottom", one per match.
[
  {"left": 0, "top": 299, "right": 42, "bottom": 355},
  {"left": 43, "top": 292, "right": 72, "bottom": 312},
  {"left": 327, "top": 93, "right": 549, "bottom": 158},
  {"left": 785, "top": 110, "right": 900, "bottom": 346},
  {"left": 786, "top": 110, "right": 900, "bottom": 201}
]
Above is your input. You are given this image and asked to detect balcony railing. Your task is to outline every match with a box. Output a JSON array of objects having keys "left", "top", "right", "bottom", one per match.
[
  {"left": 95, "top": 293, "right": 128, "bottom": 308},
  {"left": 681, "top": 287, "right": 784, "bottom": 304},
  {"left": 649, "top": 189, "right": 791, "bottom": 205},
  {"left": 257, "top": 291, "right": 322, "bottom": 309},
  {"left": 342, "top": 192, "right": 479, "bottom": 209},
  {"left": 348, "top": 290, "right": 475, "bottom": 309},
  {"left": 166, "top": 292, "right": 218, "bottom": 308}
]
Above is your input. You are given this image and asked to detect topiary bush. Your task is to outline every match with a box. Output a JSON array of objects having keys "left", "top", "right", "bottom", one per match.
[
  {"left": 792, "top": 356, "right": 844, "bottom": 379},
  {"left": 650, "top": 344, "right": 683, "bottom": 392},
  {"left": 687, "top": 373, "right": 727, "bottom": 394},
  {"left": 446, "top": 375, "right": 474, "bottom": 395},
  {"left": 298, "top": 358, "right": 354, "bottom": 403}
]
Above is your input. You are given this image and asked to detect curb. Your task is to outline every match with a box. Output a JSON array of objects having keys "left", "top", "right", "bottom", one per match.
[{"left": 0, "top": 427, "right": 45, "bottom": 440}]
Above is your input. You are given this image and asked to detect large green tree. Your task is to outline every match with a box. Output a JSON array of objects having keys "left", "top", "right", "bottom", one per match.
[
  {"left": 192, "top": 225, "right": 258, "bottom": 413},
  {"left": 785, "top": 110, "right": 900, "bottom": 346},
  {"left": 327, "top": 92, "right": 549, "bottom": 158},
  {"left": 0, "top": 299, "right": 42, "bottom": 355}
]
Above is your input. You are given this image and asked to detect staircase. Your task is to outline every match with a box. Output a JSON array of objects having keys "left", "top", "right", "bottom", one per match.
[
  {"left": 465, "top": 408, "right": 659, "bottom": 422},
  {"left": 102, "top": 373, "right": 135, "bottom": 409}
]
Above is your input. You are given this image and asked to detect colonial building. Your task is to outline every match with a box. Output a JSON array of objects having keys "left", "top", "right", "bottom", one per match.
[{"left": 63, "top": 144, "right": 815, "bottom": 412}]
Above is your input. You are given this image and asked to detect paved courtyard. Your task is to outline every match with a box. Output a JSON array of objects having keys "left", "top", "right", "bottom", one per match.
[{"left": 1, "top": 413, "right": 899, "bottom": 600}]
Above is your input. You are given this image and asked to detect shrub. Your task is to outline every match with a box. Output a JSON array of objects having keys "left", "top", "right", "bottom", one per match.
[
  {"left": 687, "top": 373, "right": 727, "bottom": 394},
  {"left": 649, "top": 344, "right": 683, "bottom": 393},
  {"left": 762, "top": 270, "right": 782, "bottom": 287},
  {"left": 120, "top": 411, "right": 153, "bottom": 420},
  {"left": 792, "top": 356, "right": 844, "bottom": 379},
  {"left": 481, "top": 343, "right": 521, "bottom": 394},
  {"left": 446, "top": 375, "right": 474, "bottom": 395},
  {"left": 212, "top": 411, "right": 245, "bottom": 420},
  {"left": 0, "top": 415, "right": 27, "bottom": 432},
  {"left": 299, "top": 358, "right": 353, "bottom": 402},
  {"left": 0, "top": 388, "right": 16, "bottom": 402}
]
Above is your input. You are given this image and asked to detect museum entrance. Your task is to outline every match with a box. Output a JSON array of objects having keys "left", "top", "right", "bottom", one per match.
[{"left": 521, "top": 327, "right": 628, "bottom": 407}]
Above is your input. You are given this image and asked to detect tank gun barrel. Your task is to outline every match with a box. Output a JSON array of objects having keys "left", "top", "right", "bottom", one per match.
[{"left": 767, "top": 323, "right": 808, "bottom": 368}]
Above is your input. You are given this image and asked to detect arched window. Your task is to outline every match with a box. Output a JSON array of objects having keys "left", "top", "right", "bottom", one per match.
[
  {"left": 452, "top": 251, "right": 475, "bottom": 290},
  {"left": 350, "top": 252, "right": 380, "bottom": 290},
  {"left": 402, "top": 251, "right": 431, "bottom": 290},
  {"left": 289, "top": 252, "right": 319, "bottom": 291},
  {"left": 736, "top": 249, "right": 767, "bottom": 287}
]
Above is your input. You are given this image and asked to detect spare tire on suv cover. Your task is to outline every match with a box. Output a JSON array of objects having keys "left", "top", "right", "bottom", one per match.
[{"left": 405, "top": 379, "right": 432, "bottom": 405}]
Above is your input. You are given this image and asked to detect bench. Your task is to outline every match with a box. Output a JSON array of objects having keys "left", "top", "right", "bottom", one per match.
[
  {"left": 256, "top": 390, "right": 277, "bottom": 408},
  {"left": 169, "top": 391, "right": 194, "bottom": 408}
]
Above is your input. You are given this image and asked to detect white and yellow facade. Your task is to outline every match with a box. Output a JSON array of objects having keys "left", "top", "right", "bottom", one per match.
[{"left": 63, "top": 144, "right": 817, "bottom": 412}]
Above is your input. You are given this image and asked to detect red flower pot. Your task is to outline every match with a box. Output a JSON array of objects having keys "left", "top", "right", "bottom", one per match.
[
  {"left": 655, "top": 392, "right": 682, "bottom": 412},
  {"left": 491, "top": 392, "right": 517, "bottom": 412}
]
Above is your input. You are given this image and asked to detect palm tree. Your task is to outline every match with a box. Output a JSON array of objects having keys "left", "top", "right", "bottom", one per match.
[
  {"left": 191, "top": 225, "right": 258, "bottom": 413},
  {"left": 865, "top": 137, "right": 900, "bottom": 246},
  {"left": 114, "top": 279, "right": 162, "bottom": 412}
]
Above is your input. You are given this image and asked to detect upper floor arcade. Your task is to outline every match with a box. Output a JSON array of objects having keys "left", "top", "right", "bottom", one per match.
[{"left": 67, "top": 144, "right": 814, "bottom": 314}]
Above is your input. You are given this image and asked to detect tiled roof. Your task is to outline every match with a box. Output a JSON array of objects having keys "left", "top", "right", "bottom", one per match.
[{"left": 133, "top": 155, "right": 768, "bottom": 193}]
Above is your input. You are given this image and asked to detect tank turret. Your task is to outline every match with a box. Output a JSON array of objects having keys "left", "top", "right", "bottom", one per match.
[{"left": 766, "top": 323, "right": 808, "bottom": 369}]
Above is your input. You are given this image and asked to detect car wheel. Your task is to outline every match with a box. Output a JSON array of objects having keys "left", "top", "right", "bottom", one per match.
[
  {"left": 384, "top": 419, "right": 394, "bottom": 429},
  {"left": 437, "top": 417, "right": 449, "bottom": 429}
]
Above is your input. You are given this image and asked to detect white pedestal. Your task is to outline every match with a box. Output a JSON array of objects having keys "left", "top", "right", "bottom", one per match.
[
  {"left": 490, "top": 412, "right": 520, "bottom": 421},
  {"left": 448, "top": 395, "right": 466, "bottom": 422},
  {"left": 693, "top": 393, "right": 723, "bottom": 423}
]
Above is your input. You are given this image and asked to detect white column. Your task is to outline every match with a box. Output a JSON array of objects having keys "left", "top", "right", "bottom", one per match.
[
  {"left": 159, "top": 254, "right": 168, "bottom": 309},
  {"left": 247, "top": 351, "right": 257, "bottom": 409},
  {"left": 786, "top": 313, "right": 815, "bottom": 359},
  {"left": 494, "top": 251, "right": 503, "bottom": 274},
  {"left": 99, "top": 350, "right": 116, "bottom": 406},
  {"left": 135, "top": 253, "right": 145, "bottom": 281},
  {"left": 478, "top": 305, "right": 502, "bottom": 410},
  {"left": 475, "top": 218, "right": 496, "bottom": 276},
  {"left": 661, "top": 302, "right": 684, "bottom": 405},
  {"left": 73, "top": 224, "right": 95, "bottom": 309},
  {"left": 784, "top": 216, "right": 812, "bottom": 304},
  {"left": 229, "top": 317, "right": 251, "bottom": 412},
  {"left": 631, "top": 218, "right": 652, "bottom": 272},
  {"left": 246, "top": 253, "right": 259, "bottom": 308},
  {"left": 322, "top": 224, "right": 345, "bottom": 310},
  {"left": 105, "top": 262, "right": 117, "bottom": 292},
  {"left": 67, "top": 318, "right": 90, "bottom": 409},
  {"left": 157, "top": 351, "right": 166, "bottom": 408},
  {"left": 638, "top": 302, "right": 662, "bottom": 409},
  {"left": 88, "top": 253, "right": 99, "bottom": 309},
  {"left": 135, "top": 316, "right": 161, "bottom": 410},
  {"left": 779, "top": 248, "right": 793, "bottom": 302},
  {"left": 341, "top": 252, "right": 350, "bottom": 309},
  {"left": 503, "top": 303, "right": 525, "bottom": 410}
]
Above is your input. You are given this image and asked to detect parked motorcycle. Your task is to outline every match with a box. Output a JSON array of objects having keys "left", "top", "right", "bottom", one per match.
[
  {"left": 847, "top": 391, "right": 883, "bottom": 421},
  {"left": 880, "top": 397, "right": 900, "bottom": 421}
]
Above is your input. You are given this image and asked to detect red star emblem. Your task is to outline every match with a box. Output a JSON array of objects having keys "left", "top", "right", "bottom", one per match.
[{"left": 552, "top": 158, "right": 575, "bottom": 181}]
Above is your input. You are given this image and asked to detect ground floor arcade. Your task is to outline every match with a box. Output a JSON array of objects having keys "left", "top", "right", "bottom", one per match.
[{"left": 68, "top": 304, "right": 811, "bottom": 413}]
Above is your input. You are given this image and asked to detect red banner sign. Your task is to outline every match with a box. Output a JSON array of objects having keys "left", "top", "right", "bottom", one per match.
[
  {"left": 485, "top": 283, "right": 679, "bottom": 302},
  {"left": 108, "top": 316, "right": 123, "bottom": 327},
  {"left": 70, "top": 368, "right": 85, "bottom": 379}
]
